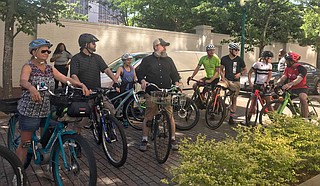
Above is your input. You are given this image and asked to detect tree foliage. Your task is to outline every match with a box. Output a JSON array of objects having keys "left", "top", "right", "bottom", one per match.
[{"left": 0, "top": 0, "right": 85, "bottom": 98}]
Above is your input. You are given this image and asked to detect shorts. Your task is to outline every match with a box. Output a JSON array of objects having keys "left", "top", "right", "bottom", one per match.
[
  {"left": 19, "top": 114, "right": 47, "bottom": 131},
  {"left": 291, "top": 88, "right": 308, "bottom": 98},
  {"left": 252, "top": 84, "right": 271, "bottom": 96},
  {"left": 144, "top": 94, "right": 173, "bottom": 121},
  {"left": 223, "top": 79, "right": 241, "bottom": 96}
]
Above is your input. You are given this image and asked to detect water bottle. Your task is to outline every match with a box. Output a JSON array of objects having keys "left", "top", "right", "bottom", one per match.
[{"left": 233, "top": 61, "right": 237, "bottom": 74}]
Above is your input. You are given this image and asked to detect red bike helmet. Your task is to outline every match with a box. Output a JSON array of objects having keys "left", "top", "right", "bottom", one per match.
[{"left": 284, "top": 52, "right": 301, "bottom": 62}]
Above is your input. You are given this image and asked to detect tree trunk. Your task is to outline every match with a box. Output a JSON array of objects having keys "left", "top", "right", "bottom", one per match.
[{"left": 2, "top": 0, "right": 15, "bottom": 98}]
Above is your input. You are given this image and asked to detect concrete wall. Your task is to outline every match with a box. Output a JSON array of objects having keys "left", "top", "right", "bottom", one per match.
[{"left": 0, "top": 19, "right": 317, "bottom": 88}]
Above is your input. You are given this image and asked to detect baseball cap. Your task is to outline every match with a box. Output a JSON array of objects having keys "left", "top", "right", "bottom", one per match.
[{"left": 153, "top": 38, "right": 170, "bottom": 47}]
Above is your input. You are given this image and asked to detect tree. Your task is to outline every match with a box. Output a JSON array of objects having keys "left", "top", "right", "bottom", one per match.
[
  {"left": 0, "top": 0, "right": 85, "bottom": 98},
  {"left": 295, "top": 0, "right": 320, "bottom": 68}
]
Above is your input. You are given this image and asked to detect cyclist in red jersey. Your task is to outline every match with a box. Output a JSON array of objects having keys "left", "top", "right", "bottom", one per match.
[{"left": 276, "top": 52, "right": 309, "bottom": 118}]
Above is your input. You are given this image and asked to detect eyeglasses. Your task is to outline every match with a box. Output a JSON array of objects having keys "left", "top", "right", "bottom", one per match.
[
  {"left": 41, "top": 50, "right": 51, "bottom": 54},
  {"left": 233, "top": 49, "right": 240, "bottom": 51}
]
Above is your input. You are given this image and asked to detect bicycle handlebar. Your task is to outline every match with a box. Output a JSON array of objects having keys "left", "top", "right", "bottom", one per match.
[{"left": 146, "top": 83, "right": 181, "bottom": 93}]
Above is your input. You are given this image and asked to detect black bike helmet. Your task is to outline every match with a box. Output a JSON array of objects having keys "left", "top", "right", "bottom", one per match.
[
  {"left": 78, "top": 33, "right": 99, "bottom": 48},
  {"left": 261, "top": 51, "right": 274, "bottom": 58}
]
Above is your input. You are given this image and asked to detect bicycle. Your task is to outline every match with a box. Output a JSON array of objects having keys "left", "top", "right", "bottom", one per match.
[
  {"left": 88, "top": 88, "right": 128, "bottom": 167},
  {"left": 259, "top": 87, "right": 319, "bottom": 124},
  {"left": 0, "top": 143, "right": 29, "bottom": 186},
  {"left": 106, "top": 85, "right": 146, "bottom": 131},
  {"left": 245, "top": 83, "right": 274, "bottom": 126},
  {"left": 205, "top": 81, "right": 231, "bottom": 129},
  {"left": 187, "top": 78, "right": 212, "bottom": 110},
  {"left": 6, "top": 84, "right": 97, "bottom": 185},
  {"left": 145, "top": 83, "right": 180, "bottom": 164}
]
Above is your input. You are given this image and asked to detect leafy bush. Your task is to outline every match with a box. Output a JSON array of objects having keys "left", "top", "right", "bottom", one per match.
[{"left": 168, "top": 114, "right": 320, "bottom": 186}]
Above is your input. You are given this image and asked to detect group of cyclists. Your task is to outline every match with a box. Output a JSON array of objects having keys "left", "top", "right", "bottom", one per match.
[
  {"left": 11, "top": 32, "right": 312, "bottom": 184},
  {"left": 189, "top": 42, "right": 311, "bottom": 125}
]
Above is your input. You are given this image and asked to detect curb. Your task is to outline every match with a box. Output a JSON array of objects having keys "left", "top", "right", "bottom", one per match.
[{"left": 298, "top": 174, "right": 320, "bottom": 186}]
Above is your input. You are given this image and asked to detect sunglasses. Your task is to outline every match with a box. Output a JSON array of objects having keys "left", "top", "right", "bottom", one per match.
[
  {"left": 233, "top": 49, "right": 240, "bottom": 51},
  {"left": 91, "top": 42, "right": 96, "bottom": 45},
  {"left": 41, "top": 50, "right": 51, "bottom": 54}
]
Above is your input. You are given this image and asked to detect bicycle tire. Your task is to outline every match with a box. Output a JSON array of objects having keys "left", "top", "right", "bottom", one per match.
[
  {"left": 259, "top": 100, "right": 295, "bottom": 125},
  {"left": 90, "top": 108, "right": 101, "bottom": 144},
  {"left": 101, "top": 115, "right": 128, "bottom": 167},
  {"left": 205, "top": 97, "right": 226, "bottom": 130},
  {"left": 174, "top": 97, "right": 200, "bottom": 130},
  {"left": 51, "top": 134, "right": 97, "bottom": 185},
  {"left": 245, "top": 96, "right": 260, "bottom": 126},
  {"left": 153, "top": 110, "right": 172, "bottom": 164},
  {"left": 0, "top": 145, "right": 29, "bottom": 186},
  {"left": 125, "top": 96, "right": 145, "bottom": 130}
]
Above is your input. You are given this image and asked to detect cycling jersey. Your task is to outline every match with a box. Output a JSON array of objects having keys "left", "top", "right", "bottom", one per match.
[
  {"left": 198, "top": 54, "right": 220, "bottom": 79},
  {"left": 251, "top": 61, "right": 272, "bottom": 84},
  {"left": 284, "top": 63, "right": 307, "bottom": 89}
]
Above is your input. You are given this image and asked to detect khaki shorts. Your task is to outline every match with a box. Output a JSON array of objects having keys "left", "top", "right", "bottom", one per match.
[
  {"left": 145, "top": 94, "right": 173, "bottom": 121},
  {"left": 223, "top": 79, "right": 241, "bottom": 96}
]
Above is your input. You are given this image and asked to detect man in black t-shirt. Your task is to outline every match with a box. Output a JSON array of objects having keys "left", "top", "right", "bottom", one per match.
[
  {"left": 220, "top": 43, "right": 246, "bottom": 125},
  {"left": 70, "top": 33, "right": 119, "bottom": 132}
]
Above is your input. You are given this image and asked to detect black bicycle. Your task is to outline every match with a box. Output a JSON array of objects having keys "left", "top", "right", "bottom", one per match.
[
  {"left": 88, "top": 88, "right": 128, "bottom": 167},
  {"left": 0, "top": 144, "right": 29, "bottom": 186}
]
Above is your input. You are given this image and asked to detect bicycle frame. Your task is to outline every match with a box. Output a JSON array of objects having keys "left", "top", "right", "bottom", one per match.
[
  {"left": 29, "top": 113, "right": 77, "bottom": 167},
  {"left": 276, "top": 91, "right": 299, "bottom": 115},
  {"left": 249, "top": 89, "right": 265, "bottom": 113},
  {"left": 108, "top": 88, "right": 144, "bottom": 113}
]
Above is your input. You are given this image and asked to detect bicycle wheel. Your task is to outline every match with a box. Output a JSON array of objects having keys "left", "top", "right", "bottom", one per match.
[
  {"left": 245, "top": 96, "right": 262, "bottom": 126},
  {"left": 0, "top": 145, "right": 29, "bottom": 186},
  {"left": 51, "top": 134, "right": 97, "bottom": 186},
  {"left": 153, "top": 111, "right": 172, "bottom": 164},
  {"left": 259, "top": 100, "right": 295, "bottom": 125},
  {"left": 174, "top": 97, "right": 200, "bottom": 130},
  {"left": 90, "top": 108, "right": 101, "bottom": 144},
  {"left": 205, "top": 97, "right": 226, "bottom": 130},
  {"left": 101, "top": 115, "right": 127, "bottom": 167},
  {"left": 125, "top": 96, "right": 145, "bottom": 130}
]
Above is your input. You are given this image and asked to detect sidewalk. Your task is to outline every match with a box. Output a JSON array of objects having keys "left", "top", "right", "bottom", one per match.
[{"left": 0, "top": 110, "right": 238, "bottom": 186}]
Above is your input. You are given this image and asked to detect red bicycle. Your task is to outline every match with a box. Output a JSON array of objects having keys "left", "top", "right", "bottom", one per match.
[{"left": 245, "top": 83, "right": 274, "bottom": 126}]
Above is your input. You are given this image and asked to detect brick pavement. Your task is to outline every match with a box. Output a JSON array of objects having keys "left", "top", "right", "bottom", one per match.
[{"left": 0, "top": 95, "right": 264, "bottom": 186}]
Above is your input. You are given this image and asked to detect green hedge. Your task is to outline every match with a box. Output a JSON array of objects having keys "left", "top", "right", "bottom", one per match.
[{"left": 168, "top": 114, "right": 320, "bottom": 186}]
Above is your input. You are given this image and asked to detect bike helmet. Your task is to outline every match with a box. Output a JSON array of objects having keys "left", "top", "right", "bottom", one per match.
[
  {"left": 78, "top": 33, "right": 99, "bottom": 48},
  {"left": 261, "top": 51, "right": 274, "bottom": 58},
  {"left": 228, "top": 42, "right": 240, "bottom": 50},
  {"left": 29, "top": 39, "right": 52, "bottom": 53},
  {"left": 206, "top": 44, "right": 215, "bottom": 51},
  {"left": 121, "top": 53, "right": 133, "bottom": 61},
  {"left": 284, "top": 52, "right": 301, "bottom": 62}
]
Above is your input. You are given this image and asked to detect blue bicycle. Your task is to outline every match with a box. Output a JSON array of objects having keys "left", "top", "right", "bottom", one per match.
[{"left": 6, "top": 85, "right": 97, "bottom": 185}]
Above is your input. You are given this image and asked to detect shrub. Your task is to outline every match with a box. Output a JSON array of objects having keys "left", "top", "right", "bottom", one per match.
[{"left": 168, "top": 114, "right": 320, "bottom": 186}]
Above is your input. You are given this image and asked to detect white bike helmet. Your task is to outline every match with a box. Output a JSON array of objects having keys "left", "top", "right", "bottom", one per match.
[
  {"left": 228, "top": 42, "right": 239, "bottom": 50},
  {"left": 206, "top": 44, "right": 215, "bottom": 51}
]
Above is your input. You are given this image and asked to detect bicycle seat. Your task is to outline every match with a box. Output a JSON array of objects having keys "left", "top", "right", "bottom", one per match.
[{"left": 217, "top": 81, "right": 228, "bottom": 90}]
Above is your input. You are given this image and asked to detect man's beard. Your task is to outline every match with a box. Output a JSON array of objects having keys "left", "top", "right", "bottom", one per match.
[
  {"left": 87, "top": 46, "right": 96, "bottom": 53},
  {"left": 154, "top": 50, "right": 167, "bottom": 57}
]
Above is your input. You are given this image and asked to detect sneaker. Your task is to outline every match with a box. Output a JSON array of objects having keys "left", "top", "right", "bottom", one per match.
[
  {"left": 139, "top": 140, "right": 148, "bottom": 152},
  {"left": 171, "top": 140, "right": 179, "bottom": 151},
  {"left": 123, "top": 120, "right": 129, "bottom": 128},
  {"left": 229, "top": 117, "right": 235, "bottom": 125}
]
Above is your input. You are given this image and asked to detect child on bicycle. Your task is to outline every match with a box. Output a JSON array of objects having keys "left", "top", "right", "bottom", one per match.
[
  {"left": 115, "top": 53, "right": 138, "bottom": 128},
  {"left": 246, "top": 51, "right": 274, "bottom": 124},
  {"left": 276, "top": 52, "right": 309, "bottom": 118}
]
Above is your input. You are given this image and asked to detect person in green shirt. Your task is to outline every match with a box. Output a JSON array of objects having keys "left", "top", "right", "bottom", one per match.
[{"left": 188, "top": 44, "right": 221, "bottom": 97}]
